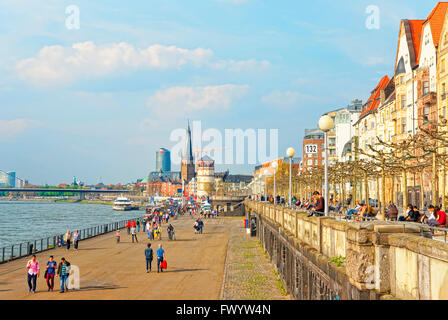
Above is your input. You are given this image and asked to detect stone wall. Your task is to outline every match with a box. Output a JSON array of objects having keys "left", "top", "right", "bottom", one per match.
[{"left": 245, "top": 200, "right": 448, "bottom": 300}]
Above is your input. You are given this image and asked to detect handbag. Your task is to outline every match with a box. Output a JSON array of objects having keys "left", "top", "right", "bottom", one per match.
[{"left": 44, "top": 270, "right": 48, "bottom": 279}]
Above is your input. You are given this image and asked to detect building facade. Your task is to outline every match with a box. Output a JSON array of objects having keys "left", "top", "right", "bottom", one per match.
[{"left": 155, "top": 148, "right": 171, "bottom": 173}]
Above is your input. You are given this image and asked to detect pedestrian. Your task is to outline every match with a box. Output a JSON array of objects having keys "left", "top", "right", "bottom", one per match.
[
  {"left": 131, "top": 225, "right": 138, "bottom": 243},
  {"left": 167, "top": 224, "right": 175, "bottom": 240},
  {"left": 156, "top": 244, "right": 166, "bottom": 273},
  {"left": 57, "top": 257, "right": 71, "bottom": 293},
  {"left": 137, "top": 218, "right": 141, "bottom": 233},
  {"left": 64, "top": 230, "right": 72, "bottom": 250},
  {"left": 126, "top": 220, "right": 131, "bottom": 234},
  {"left": 26, "top": 254, "right": 40, "bottom": 293},
  {"left": 73, "top": 230, "right": 80, "bottom": 250},
  {"left": 45, "top": 255, "right": 57, "bottom": 291},
  {"left": 115, "top": 230, "right": 121, "bottom": 243},
  {"left": 145, "top": 243, "right": 153, "bottom": 273}
]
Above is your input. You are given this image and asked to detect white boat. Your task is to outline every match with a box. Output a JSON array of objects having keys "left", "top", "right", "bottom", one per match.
[{"left": 113, "top": 197, "right": 132, "bottom": 211}]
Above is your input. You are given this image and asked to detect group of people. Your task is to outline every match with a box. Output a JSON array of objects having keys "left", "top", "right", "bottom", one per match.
[
  {"left": 26, "top": 254, "right": 71, "bottom": 294},
  {"left": 57, "top": 229, "right": 81, "bottom": 250},
  {"left": 144, "top": 243, "right": 167, "bottom": 273},
  {"left": 193, "top": 218, "right": 204, "bottom": 234}
]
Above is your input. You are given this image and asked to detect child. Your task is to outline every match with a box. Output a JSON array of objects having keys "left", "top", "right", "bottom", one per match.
[{"left": 115, "top": 230, "right": 121, "bottom": 243}]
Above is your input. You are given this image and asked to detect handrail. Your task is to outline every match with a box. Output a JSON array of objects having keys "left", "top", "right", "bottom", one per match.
[{"left": 0, "top": 215, "right": 143, "bottom": 264}]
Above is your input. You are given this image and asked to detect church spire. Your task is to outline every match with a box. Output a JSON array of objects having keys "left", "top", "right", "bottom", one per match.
[{"left": 183, "top": 120, "right": 194, "bottom": 163}]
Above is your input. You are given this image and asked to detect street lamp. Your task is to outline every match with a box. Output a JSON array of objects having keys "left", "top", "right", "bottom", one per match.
[
  {"left": 263, "top": 169, "right": 269, "bottom": 201},
  {"left": 271, "top": 161, "right": 278, "bottom": 205},
  {"left": 286, "top": 147, "right": 296, "bottom": 207},
  {"left": 318, "top": 114, "right": 334, "bottom": 216}
]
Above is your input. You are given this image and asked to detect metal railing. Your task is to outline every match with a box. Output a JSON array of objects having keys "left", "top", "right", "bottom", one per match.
[{"left": 0, "top": 216, "right": 143, "bottom": 264}]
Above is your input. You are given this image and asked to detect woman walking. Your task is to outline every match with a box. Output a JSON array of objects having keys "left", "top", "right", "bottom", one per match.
[
  {"left": 73, "top": 230, "right": 80, "bottom": 250},
  {"left": 64, "top": 230, "right": 72, "bottom": 250}
]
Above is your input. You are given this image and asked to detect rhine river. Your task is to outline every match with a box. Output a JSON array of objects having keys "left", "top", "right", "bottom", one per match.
[{"left": 0, "top": 201, "right": 142, "bottom": 249}]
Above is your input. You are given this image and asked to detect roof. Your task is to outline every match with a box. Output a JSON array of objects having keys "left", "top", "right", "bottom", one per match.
[
  {"left": 409, "top": 20, "right": 424, "bottom": 65},
  {"left": 360, "top": 75, "right": 391, "bottom": 117},
  {"left": 199, "top": 155, "right": 214, "bottom": 162}
]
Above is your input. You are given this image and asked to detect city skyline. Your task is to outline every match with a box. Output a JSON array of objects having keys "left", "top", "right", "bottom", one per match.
[{"left": 0, "top": 0, "right": 443, "bottom": 185}]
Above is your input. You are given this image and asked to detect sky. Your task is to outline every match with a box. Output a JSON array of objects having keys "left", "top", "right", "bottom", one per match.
[{"left": 0, "top": 0, "right": 442, "bottom": 185}]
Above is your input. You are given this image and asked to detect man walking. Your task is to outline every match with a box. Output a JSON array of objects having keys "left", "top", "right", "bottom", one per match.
[
  {"left": 145, "top": 243, "right": 153, "bottom": 273},
  {"left": 131, "top": 225, "right": 138, "bottom": 243},
  {"left": 64, "top": 230, "right": 72, "bottom": 250},
  {"left": 156, "top": 244, "right": 166, "bottom": 273},
  {"left": 57, "top": 257, "right": 71, "bottom": 293},
  {"left": 45, "top": 255, "right": 57, "bottom": 291},
  {"left": 26, "top": 254, "right": 40, "bottom": 293}
]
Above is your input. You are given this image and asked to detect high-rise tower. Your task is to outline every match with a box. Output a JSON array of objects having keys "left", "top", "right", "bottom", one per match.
[{"left": 181, "top": 121, "right": 195, "bottom": 182}]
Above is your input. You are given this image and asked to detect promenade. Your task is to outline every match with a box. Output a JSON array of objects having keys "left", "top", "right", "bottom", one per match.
[{"left": 0, "top": 216, "right": 233, "bottom": 300}]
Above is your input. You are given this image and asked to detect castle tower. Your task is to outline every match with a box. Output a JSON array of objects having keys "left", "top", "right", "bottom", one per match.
[
  {"left": 181, "top": 121, "right": 195, "bottom": 182},
  {"left": 196, "top": 155, "right": 215, "bottom": 198}
]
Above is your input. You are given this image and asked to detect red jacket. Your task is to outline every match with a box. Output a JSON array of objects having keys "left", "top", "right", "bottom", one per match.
[
  {"left": 132, "top": 220, "right": 137, "bottom": 227},
  {"left": 125, "top": 221, "right": 131, "bottom": 228},
  {"left": 437, "top": 211, "right": 447, "bottom": 225}
]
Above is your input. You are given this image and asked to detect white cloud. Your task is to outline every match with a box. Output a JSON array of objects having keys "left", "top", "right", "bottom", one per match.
[
  {"left": 16, "top": 41, "right": 268, "bottom": 85},
  {"left": 147, "top": 84, "right": 249, "bottom": 117},
  {"left": 211, "top": 59, "right": 270, "bottom": 72},
  {"left": 261, "top": 91, "right": 303, "bottom": 109},
  {"left": 217, "top": 0, "right": 248, "bottom": 4},
  {"left": 0, "top": 119, "right": 40, "bottom": 141}
]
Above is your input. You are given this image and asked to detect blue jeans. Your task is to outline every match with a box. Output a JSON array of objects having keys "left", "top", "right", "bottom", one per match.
[
  {"left": 60, "top": 274, "right": 69, "bottom": 291},
  {"left": 27, "top": 273, "right": 37, "bottom": 292},
  {"left": 346, "top": 209, "right": 358, "bottom": 219},
  {"left": 146, "top": 258, "right": 152, "bottom": 271},
  {"left": 157, "top": 257, "right": 163, "bottom": 272}
]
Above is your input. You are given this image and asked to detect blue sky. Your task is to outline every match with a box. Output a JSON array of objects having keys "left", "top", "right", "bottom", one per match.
[{"left": 0, "top": 0, "right": 441, "bottom": 185}]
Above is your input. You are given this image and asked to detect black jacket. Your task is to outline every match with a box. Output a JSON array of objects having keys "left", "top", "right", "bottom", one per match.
[{"left": 57, "top": 261, "right": 71, "bottom": 276}]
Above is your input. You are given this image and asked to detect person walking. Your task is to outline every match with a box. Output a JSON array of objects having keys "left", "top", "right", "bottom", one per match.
[
  {"left": 125, "top": 220, "right": 131, "bottom": 235},
  {"left": 73, "top": 230, "right": 80, "bottom": 250},
  {"left": 167, "top": 224, "right": 175, "bottom": 240},
  {"left": 45, "top": 255, "right": 57, "bottom": 291},
  {"left": 145, "top": 243, "right": 154, "bottom": 273},
  {"left": 57, "top": 257, "right": 71, "bottom": 293},
  {"left": 131, "top": 225, "right": 138, "bottom": 243},
  {"left": 64, "top": 230, "right": 72, "bottom": 251},
  {"left": 26, "top": 254, "right": 40, "bottom": 293},
  {"left": 156, "top": 244, "right": 166, "bottom": 273},
  {"left": 137, "top": 218, "right": 141, "bottom": 233},
  {"left": 115, "top": 230, "right": 121, "bottom": 243}
]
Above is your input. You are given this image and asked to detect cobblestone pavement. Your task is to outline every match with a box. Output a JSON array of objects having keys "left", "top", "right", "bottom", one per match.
[{"left": 220, "top": 219, "right": 290, "bottom": 300}]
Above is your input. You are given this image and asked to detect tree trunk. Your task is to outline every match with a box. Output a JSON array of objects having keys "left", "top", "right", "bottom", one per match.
[
  {"left": 442, "top": 164, "right": 446, "bottom": 210},
  {"left": 363, "top": 170, "right": 369, "bottom": 205},
  {"left": 432, "top": 152, "right": 437, "bottom": 207},
  {"left": 419, "top": 171, "right": 425, "bottom": 210},
  {"left": 381, "top": 169, "right": 386, "bottom": 220},
  {"left": 402, "top": 167, "right": 408, "bottom": 211}
]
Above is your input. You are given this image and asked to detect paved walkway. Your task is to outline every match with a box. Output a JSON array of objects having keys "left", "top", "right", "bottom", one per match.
[
  {"left": 0, "top": 216, "right": 291, "bottom": 300},
  {"left": 220, "top": 223, "right": 290, "bottom": 300},
  {"left": 0, "top": 216, "right": 231, "bottom": 300}
]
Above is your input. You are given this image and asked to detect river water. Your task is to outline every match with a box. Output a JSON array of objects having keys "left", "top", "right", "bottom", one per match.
[{"left": 0, "top": 201, "right": 142, "bottom": 248}]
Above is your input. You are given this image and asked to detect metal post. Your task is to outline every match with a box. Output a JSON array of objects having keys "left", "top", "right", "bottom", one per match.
[
  {"left": 324, "top": 131, "right": 329, "bottom": 216},
  {"left": 289, "top": 157, "right": 292, "bottom": 207},
  {"left": 274, "top": 169, "right": 277, "bottom": 205},
  {"left": 264, "top": 175, "right": 267, "bottom": 201}
]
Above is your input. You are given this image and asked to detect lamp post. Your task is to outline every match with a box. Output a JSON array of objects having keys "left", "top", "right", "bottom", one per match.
[
  {"left": 318, "top": 114, "right": 334, "bottom": 216},
  {"left": 263, "top": 169, "right": 268, "bottom": 201},
  {"left": 272, "top": 161, "right": 278, "bottom": 205},
  {"left": 286, "top": 147, "right": 296, "bottom": 207}
]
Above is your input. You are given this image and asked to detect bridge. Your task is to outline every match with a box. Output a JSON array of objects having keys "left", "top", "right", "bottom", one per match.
[
  {"left": 0, "top": 188, "right": 131, "bottom": 200},
  {"left": 245, "top": 200, "right": 448, "bottom": 300}
]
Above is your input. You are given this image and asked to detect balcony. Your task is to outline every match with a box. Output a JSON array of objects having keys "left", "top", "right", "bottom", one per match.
[{"left": 420, "top": 92, "right": 437, "bottom": 105}]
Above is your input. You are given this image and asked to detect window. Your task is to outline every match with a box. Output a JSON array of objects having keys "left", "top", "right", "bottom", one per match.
[
  {"left": 401, "top": 118, "right": 406, "bottom": 133},
  {"left": 371, "top": 121, "right": 375, "bottom": 129},
  {"left": 423, "top": 81, "right": 430, "bottom": 95},
  {"left": 307, "top": 159, "right": 313, "bottom": 165},
  {"left": 401, "top": 95, "right": 406, "bottom": 108},
  {"left": 442, "top": 59, "right": 446, "bottom": 73},
  {"left": 401, "top": 76, "right": 404, "bottom": 84},
  {"left": 314, "top": 159, "right": 318, "bottom": 165}
]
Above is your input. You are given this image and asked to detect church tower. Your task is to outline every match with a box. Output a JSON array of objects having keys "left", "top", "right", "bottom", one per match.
[{"left": 181, "top": 121, "right": 195, "bottom": 182}]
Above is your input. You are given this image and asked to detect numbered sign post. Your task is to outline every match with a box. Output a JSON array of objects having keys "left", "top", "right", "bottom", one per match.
[{"left": 305, "top": 144, "right": 318, "bottom": 154}]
